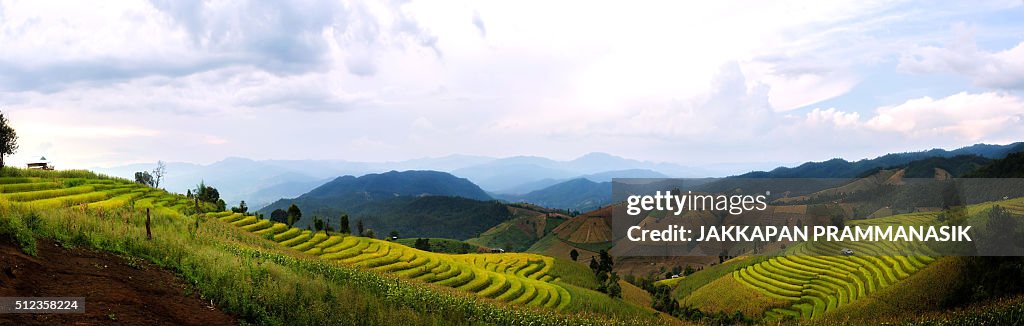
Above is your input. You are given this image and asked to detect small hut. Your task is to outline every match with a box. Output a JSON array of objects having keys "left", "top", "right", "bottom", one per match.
[{"left": 26, "top": 156, "right": 54, "bottom": 170}]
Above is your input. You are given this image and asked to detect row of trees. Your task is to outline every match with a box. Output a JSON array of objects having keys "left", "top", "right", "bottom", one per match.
[
  {"left": 265, "top": 207, "right": 379, "bottom": 238},
  {"left": 588, "top": 249, "right": 621, "bottom": 298},
  {"left": 134, "top": 161, "right": 166, "bottom": 189}
]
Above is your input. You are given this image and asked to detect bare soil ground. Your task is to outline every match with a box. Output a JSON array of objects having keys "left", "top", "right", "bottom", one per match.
[{"left": 0, "top": 239, "right": 236, "bottom": 325}]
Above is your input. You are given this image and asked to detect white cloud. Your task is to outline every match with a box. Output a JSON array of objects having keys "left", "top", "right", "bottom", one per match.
[
  {"left": 806, "top": 108, "right": 861, "bottom": 128},
  {"left": 899, "top": 23, "right": 1024, "bottom": 90},
  {"left": 865, "top": 92, "right": 1024, "bottom": 140}
]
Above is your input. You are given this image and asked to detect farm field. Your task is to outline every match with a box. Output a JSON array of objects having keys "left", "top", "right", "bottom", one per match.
[
  {"left": 696, "top": 197, "right": 1024, "bottom": 322},
  {"left": 222, "top": 212, "right": 576, "bottom": 311},
  {"left": 0, "top": 168, "right": 663, "bottom": 325}
]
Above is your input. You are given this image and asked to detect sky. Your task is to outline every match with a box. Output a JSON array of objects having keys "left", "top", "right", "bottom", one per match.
[{"left": 1, "top": 0, "right": 1023, "bottom": 169}]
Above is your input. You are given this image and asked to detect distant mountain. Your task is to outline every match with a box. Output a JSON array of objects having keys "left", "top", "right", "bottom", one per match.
[
  {"left": 301, "top": 170, "right": 491, "bottom": 201},
  {"left": 93, "top": 157, "right": 320, "bottom": 208},
  {"left": 495, "top": 178, "right": 612, "bottom": 212},
  {"left": 737, "top": 142, "right": 1024, "bottom": 178},
  {"left": 492, "top": 169, "right": 668, "bottom": 195},
  {"left": 95, "top": 153, "right": 736, "bottom": 206},
  {"left": 451, "top": 152, "right": 704, "bottom": 191},
  {"left": 452, "top": 160, "right": 577, "bottom": 192},
  {"left": 581, "top": 169, "right": 669, "bottom": 182},
  {"left": 258, "top": 171, "right": 506, "bottom": 239},
  {"left": 93, "top": 155, "right": 496, "bottom": 208}
]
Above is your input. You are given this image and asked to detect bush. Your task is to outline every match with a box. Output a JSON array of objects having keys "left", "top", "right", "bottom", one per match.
[{"left": 0, "top": 213, "right": 37, "bottom": 256}]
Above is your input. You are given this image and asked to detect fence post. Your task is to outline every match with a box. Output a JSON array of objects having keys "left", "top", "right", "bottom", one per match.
[{"left": 145, "top": 208, "right": 152, "bottom": 240}]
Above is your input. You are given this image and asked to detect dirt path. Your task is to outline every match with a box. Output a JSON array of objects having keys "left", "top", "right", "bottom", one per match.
[{"left": 0, "top": 239, "right": 236, "bottom": 325}]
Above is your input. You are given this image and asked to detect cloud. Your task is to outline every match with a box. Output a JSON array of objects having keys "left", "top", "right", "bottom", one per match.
[
  {"left": 899, "top": 24, "right": 1024, "bottom": 90},
  {"left": 864, "top": 92, "right": 1024, "bottom": 140},
  {"left": 472, "top": 11, "right": 486, "bottom": 38},
  {"left": 2, "top": 1, "right": 1023, "bottom": 169},
  {"left": 799, "top": 91, "right": 1024, "bottom": 142},
  {"left": 806, "top": 108, "right": 860, "bottom": 128},
  {"left": 0, "top": 0, "right": 441, "bottom": 92}
]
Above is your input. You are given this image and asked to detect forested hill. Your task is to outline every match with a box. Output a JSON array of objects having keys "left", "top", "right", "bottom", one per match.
[{"left": 738, "top": 142, "right": 1024, "bottom": 178}]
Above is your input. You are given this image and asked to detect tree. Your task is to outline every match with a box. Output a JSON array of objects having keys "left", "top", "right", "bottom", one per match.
[
  {"left": 589, "top": 256, "right": 599, "bottom": 273},
  {"left": 287, "top": 204, "right": 302, "bottom": 226},
  {"left": 357, "top": 219, "right": 365, "bottom": 236},
  {"left": 389, "top": 230, "right": 399, "bottom": 240},
  {"left": 980, "top": 205, "right": 1023, "bottom": 255},
  {"left": 569, "top": 249, "right": 579, "bottom": 261},
  {"left": 313, "top": 216, "right": 324, "bottom": 231},
  {"left": 607, "top": 273, "right": 622, "bottom": 298},
  {"left": 364, "top": 228, "right": 375, "bottom": 239},
  {"left": 231, "top": 200, "right": 248, "bottom": 214},
  {"left": 414, "top": 238, "right": 432, "bottom": 251},
  {"left": 152, "top": 160, "right": 166, "bottom": 189},
  {"left": 340, "top": 214, "right": 351, "bottom": 234},
  {"left": 598, "top": 249, "right": 614, "bottom": 273},
  {"left": 194, "top": 181, "right": 221, "bottom": 203},
  {"left": 684, "top": 265, "right": 696, "bottom": 276},
  {"left": 134, "top": 171, "right": 155, "bottom": 186},
  {"left": 651, "top": 285, "right": 679, "bottom": 315},
  {"left": 270, "top": 209, "right": 288, "bottom": 223},
  {"left": 0, "top": 112, "right": 18, "bottom": 170}
]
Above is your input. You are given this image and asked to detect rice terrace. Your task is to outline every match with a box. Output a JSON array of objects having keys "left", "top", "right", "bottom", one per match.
[{"left": 3, "top": 1, "right": 1024, "bottom": 325}]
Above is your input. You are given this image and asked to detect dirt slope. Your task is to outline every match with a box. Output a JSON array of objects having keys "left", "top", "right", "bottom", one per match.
[{"left": 0, "top": 239, "right": 235, "bottom": 325}]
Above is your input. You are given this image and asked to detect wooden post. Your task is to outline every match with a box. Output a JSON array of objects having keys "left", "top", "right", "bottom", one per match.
[
  {"left": 145, "top": 208, "right": 152, "bottom": 240},
  {"left": 194, "top": 198, "right": 201, "bottom": 230}
]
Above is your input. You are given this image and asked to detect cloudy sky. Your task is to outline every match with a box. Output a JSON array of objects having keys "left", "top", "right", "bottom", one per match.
[{"left": 2, "top": 0, "right": 1023, "bottom": 169}]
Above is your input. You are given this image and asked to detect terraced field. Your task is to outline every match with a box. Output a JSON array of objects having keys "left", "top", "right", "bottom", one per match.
[
  {"left": 731, "top": 207, "right": 1018, "bottom": 320},
  {"left": 0, "top": 175, "right": 577, "bottom": 311},
  {"left": 219, "top": 212, "right": 574, "bottom": 310},
  {"left": 0, "top": 176, "right": 193, "bottom": 213}
]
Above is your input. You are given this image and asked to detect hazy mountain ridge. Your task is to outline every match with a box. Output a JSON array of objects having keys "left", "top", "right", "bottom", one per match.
[
  {"left": 494, "top": 178, "right": 612, "bottom": 212},
  {"left": 737, "top": 142, "right": 1024, "bottom": 178}
]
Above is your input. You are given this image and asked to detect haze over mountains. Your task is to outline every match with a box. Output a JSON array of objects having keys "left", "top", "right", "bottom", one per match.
[
  {"left": 93, "top": 152, "right": 748, "bottom": 208},
  {"left": 92, "top": 142, "right": 1024, "bottom": 215}
]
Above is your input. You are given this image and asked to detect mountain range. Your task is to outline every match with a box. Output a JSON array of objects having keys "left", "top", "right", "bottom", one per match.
[{"left": 93, "top": 152, "right": 741, "bottom": 208}]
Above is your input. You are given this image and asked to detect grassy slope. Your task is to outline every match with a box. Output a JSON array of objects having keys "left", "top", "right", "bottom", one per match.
[
  {"left": 0, "top": 168, "right": 660, "bottom": 325},
  {"left": 465, "top": 207, "right": 567, "bottom": 252},
  {"left": 673, "top": 256, "right": 768, "bottom": 299},
  {"left": 812, "top": 256, "right": 963, "bottom": 324},
  {"left": 683, "top": 276, "right": 790, "bottom": 319}
]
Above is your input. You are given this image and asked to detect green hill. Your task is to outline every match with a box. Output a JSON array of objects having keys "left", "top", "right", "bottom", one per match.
[
  {"left": 300, "top": 170, "right": 492, "bottom": 201},
  {"left": 259, "top": 170, "right": 517, "bottom": 239},
  {"left": 0, "top": 167, "right": 665, "bottom": 325},
  {"left": 466, "top": 204, "right": 569, "bottom": 252}
]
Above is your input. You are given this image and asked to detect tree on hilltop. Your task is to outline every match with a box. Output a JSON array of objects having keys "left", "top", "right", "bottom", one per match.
[
  {"left": 0, "top": 112, "right": 18, "bottom": 170},
  {"left": 152, "top": 160, "right": 166, "bottom": 189},
  {"left": 135, "top": 171, "right": 155, "bottom": 187}
]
